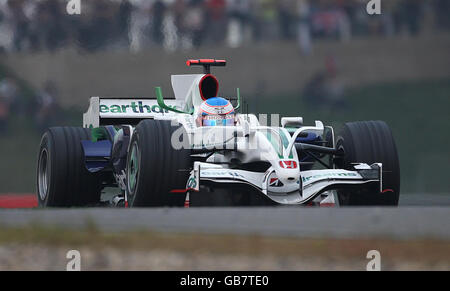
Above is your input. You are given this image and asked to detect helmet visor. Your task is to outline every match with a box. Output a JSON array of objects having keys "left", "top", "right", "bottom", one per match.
[{"left": 202, "top": 114, "right": 235, "bottom": 126}]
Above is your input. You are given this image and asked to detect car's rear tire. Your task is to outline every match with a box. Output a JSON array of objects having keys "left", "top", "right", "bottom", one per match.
[
  {"left": 335, "top": 120, "right": 400, "bottom": 206},
  {"left": 37, "top": 127, "right": 102, "bottom": 207},
  {"left": 126, "top": 120, "right": 191, "bottom": 207}
]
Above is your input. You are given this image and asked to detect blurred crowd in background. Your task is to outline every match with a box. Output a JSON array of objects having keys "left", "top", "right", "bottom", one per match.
[
  {"left": 0, "top": 0, "right": 449, "bottom": 133},
  {"left": 0, "top": 0, "right": 449, "bottom": 134},
  {"left": 0, "top": 0, "right": 449, "bottom": 54},
  {"left": 0, "top": 76, "right": 60, "bottom": 133}
]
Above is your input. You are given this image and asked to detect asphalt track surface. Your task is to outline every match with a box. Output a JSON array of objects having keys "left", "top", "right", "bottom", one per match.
[
  {"left": 1, "top": 207, "right": 449, "bottom": 240},
  {"left": 0, "top": 193, "right": 449, "bottom": 240}
]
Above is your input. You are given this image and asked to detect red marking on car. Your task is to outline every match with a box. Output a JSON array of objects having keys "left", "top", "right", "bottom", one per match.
[
  {"left": 184, "top": 193, "right": 190, "bottom": 208},
  {"left": 171, "top": 189, "right": 187, "bottom": 193},
  {"left": 0, "top": 194, "right": 37, "bottom": 208},
  {"left": 279, "top": 160, "right": 298, "bottom": 169},
  {"left": 186, "top": 60, "right": 199, "bottom": 66},
  {"left": 269, "top": 178, "right": 278, "bottom": 184},
  {"left": 170, "top": 188, "right": 196, "bottom": 193},
  {"left": 199, "top": 59, "right": 215, "bottom": 63},
  {"left": 186, "top": 59, "right": 226, "bottom": 66},
  {"left": 320, "top": 203, "right": 335, "bottom": 207},
  {"left": 199, "top": 74, "right": 219, "bottom": 100},
  {"left": 382, "top": 189, "right": 394, "bottom": 193}
]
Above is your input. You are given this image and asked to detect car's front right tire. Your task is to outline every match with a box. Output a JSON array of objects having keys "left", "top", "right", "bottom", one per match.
[{"left": 335, "top": 120, "right": 400, "bottom": 206}]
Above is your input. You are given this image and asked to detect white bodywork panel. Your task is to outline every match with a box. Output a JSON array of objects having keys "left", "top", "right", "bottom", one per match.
[
  {"left": 171, "top": 74, "right": 201, "bottom": 101},
  {"left": 83, "top": 97, "right": 100, "bottom": 128}
]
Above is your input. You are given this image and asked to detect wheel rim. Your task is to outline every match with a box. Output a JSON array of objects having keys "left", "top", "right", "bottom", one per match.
[
  {"left": 38, "top": 148, "right": 49, "bottom": 201},
  {"left": 127, "top": 142, "right": 140, "bottom": 195}
]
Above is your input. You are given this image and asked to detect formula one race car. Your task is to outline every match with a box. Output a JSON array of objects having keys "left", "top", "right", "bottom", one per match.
[{"left": 36, "top": 59, "right": 400, "bottom": 207}]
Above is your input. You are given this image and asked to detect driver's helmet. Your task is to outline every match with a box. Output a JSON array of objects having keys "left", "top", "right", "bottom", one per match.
[{"left": 198, "top": 97, "right": 235, "bottom": 126}]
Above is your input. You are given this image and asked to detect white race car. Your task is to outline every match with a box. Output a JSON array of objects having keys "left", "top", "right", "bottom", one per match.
[{"left": 36, "top": 59, "right": 400, "bottom": 207}]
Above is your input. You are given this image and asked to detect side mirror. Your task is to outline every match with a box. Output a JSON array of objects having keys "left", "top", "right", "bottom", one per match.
[
  {"left": 281, "top": 117, "right": 304, "bottom": 128},
  {"left": 155, "top": 87, "right": 192, "bottom": 114}
]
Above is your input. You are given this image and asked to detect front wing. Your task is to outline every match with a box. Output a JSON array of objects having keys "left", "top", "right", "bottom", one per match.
[{"left": 187, "top": 162, "right": 382, "bottom": 205}]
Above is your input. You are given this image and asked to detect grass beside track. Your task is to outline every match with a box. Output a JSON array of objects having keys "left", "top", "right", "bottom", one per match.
[{"left": 0, "top": 224, "right": 448, "bottom": 270}]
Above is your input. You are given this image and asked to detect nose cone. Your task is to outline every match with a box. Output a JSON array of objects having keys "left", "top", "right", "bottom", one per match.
[{"left": 275, "top": 167, "right": 300, "bottom": 185}]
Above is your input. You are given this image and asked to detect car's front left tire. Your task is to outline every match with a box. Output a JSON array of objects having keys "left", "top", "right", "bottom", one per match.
[{"left": 126, "top": 120, "right": 191, "bottom": 207}]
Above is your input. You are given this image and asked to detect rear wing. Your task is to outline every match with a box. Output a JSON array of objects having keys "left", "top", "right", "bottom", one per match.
[{"left": 83, "top": 97, "right": 185, "bottom": 128}]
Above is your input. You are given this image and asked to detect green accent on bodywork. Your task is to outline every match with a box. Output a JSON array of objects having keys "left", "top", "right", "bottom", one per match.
[
  {"left": 187, "top": 177, "right": 197, "bottom": 188},
  {"left": 156, "top": 87, "right": 193, "bottom": 114},
  {"left": 263, "top": 130, "right": 283, "bottom": 159},
  {"left": 278, "top": 129, "right": 294, "bottom": 159},
  {"left": 285, "top": 126, "right": 298, "bottom": 134},
  {"left": 234, "top": 88, "right": 241, "bottom": 111},
  {"left": 262, "top": 129, "right": 294, "bottom": 159},
  {"left": 91, "top": 127, "right": 109, "bottom": 142},
  {"left": 279, "top": 130, "right": 289, "bottom": 149}
]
